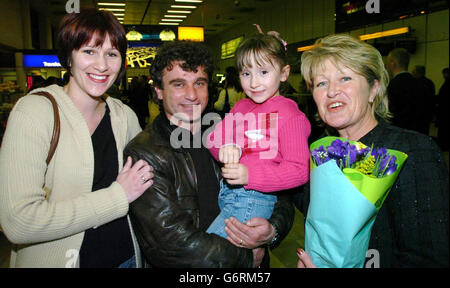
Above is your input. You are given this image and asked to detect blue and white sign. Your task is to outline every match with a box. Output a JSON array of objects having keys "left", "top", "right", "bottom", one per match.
[{"left": 24, "top": 55, "right": 61, "bottom": 68}]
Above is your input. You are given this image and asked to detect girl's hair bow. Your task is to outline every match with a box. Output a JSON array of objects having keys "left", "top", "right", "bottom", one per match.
[{"left": 253, "top": 24, "right": 287, "bottom": 51}]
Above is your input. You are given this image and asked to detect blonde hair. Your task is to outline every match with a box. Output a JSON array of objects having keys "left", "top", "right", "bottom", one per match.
[{"left": 301, "top": 34, "right": 391, "bottom": 120}]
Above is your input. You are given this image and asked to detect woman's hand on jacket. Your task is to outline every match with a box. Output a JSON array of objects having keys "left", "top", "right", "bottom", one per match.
[
  {"left": 116, "top": 156, "right": 154, "bottom": 203},
  {"left": 296, "top": 248, "right": 317, "bottom": 268}
]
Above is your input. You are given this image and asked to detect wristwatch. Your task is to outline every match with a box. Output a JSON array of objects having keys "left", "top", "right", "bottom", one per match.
[{"left": 269, "top": 225, "right": 278, "bottom": 246}]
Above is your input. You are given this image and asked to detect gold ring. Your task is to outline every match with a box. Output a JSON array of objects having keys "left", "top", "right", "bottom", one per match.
[{"left": 239, "top": 239, "right": 243, "bottom": 247}]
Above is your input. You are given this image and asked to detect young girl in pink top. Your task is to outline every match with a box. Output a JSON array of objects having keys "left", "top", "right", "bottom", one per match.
[{"left": 206, "top": 29, "right": 311, "bottom": 239}]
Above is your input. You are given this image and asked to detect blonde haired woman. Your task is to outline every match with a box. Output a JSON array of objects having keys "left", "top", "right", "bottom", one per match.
[{"left": 295, "top": 34, "right": 448, "bottom": 267}]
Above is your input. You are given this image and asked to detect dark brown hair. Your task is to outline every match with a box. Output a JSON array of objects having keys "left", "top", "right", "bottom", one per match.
[
  {"left": 57, "top": 9, "right": 127, "bottom": 74},
  {"left": 150, "top": 41, "right": 214, "bottom": 89},
  {"left": 235, "top": 33, "right": 288, "bottom": 72}
]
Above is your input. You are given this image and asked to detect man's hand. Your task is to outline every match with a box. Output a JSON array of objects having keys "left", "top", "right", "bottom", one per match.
[
  {"left": 224, "top": 217, "right": 275, "bottom": 249},
  {"left": 221, "top": 163, "right": 248, "bottom": 185},
  {"left": 219, "top": 145, "right": 240, "bottom": 164}
]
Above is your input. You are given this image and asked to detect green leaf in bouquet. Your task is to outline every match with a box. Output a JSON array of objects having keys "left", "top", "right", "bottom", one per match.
[{"left": 310, "top": 136, "right": 408, "bottom": 210}]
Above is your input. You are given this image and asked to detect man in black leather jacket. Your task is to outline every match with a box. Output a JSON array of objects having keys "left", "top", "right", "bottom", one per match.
[{"left": 124, "top": 41, "right": 294, "bottom": 268}]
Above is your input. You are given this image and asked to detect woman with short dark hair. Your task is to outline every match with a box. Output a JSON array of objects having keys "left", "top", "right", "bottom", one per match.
[{"left": 0, "top": 9, "right": 154, "bottom": 267}]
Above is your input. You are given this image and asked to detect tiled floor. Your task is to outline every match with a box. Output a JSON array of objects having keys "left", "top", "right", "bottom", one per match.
[{"left": 270, "top": 208, "right": 305, "bottom": 268}]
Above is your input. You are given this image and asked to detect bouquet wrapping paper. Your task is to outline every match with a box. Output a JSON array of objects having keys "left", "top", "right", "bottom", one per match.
[{"left": 305, "top": 136, "right": 408, "bottom": 268}]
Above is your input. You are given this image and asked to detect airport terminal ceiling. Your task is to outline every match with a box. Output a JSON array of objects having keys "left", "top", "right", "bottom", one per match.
[{"left": 29, "top": 0, "right": 283, "bottom": 38}]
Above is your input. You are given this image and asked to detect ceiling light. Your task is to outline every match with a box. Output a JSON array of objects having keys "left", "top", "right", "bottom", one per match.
[
  {"left": 171, "top": 5, "right": 196, "bottom": 9},
  {"left": 178, "top": 26, "right": 204, "bottom": 42},
  {"left": 159, "top": 22, "right": 180, "bottom": 26},
  {"left": 164, "top": 15, "right": 187, "bottom": 18},
  {"left": 98, "top": 2, "right": 125, "bottom": 6},
  {"left": 113, "top": 13, "right": 124, "bottom": 16},
  {"left": 161, "top": 19, "right": 183, "bottom": 22},
  {"left": 297, "top": 45, "right": 315, "bottom": 52},
  {"left": 175, "top": 0, "right": 203, "bottom": 3},
  {"left": 99, "top": 8, "right": 125, "bottom": 12},
  {"left": 167, "top": 10, "right": 192, "bottom": 13},
  {"left": 359, "top": 27, "right": 409, "bottom": 41}
]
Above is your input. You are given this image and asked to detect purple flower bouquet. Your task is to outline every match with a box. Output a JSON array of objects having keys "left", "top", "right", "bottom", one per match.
[{"left": 305, "top": 136, "right": 408, "bottom": 267}]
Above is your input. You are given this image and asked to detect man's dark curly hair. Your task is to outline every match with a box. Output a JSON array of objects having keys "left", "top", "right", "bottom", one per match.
[{"left": 150, "top": 41, "right": 215, "bottom": 89}]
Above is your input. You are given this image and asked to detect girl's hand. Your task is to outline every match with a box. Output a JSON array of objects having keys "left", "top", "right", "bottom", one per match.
[
  {"left": 219, "top": 145, "right": 240, "bottom": 164},
  {"left": 116, "top": 157, "right": 154, "bottom": 203},
  {"left": 222, "top": 163, "right": 248, "bottom": 185}
]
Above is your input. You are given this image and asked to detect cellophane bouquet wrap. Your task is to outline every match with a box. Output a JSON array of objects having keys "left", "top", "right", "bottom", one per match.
[{"left": 305, "top": 136, "right": 407, "bottom": 268}]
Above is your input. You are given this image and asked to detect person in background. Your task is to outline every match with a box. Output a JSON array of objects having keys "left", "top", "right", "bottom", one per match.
[
  {"left": 28, "top": 75, "right": 45, "bottom": 92},
  {"left": 295, "top": 34, "right": 449, "bottom": 268},
  {"left": 214, "top": 66, "right": 245, "bottom": 117},
  {"left": 0, "top": 9, "right": 153, "bottom": 268},
  {"left": 147, "top": 79, "right": 160, "bottom": 124},
  {"left": 385, "top": 48, "right": 428, "bottom": 134},
  {"left": 124, "top": 41, "right": 294, "bottom": 268},
  {"left": 43, "top": 76, "right": 62, "bottom": 87},
  {"left": 437, "top": 67, "right": 449, "bottom": 151},
  {"left": 279, "top": 80, "right": 298, "bottom": 96},
  {"left": 412, "top": 65, "right": 435, "bottom": 135},
  {"left": 106, "top": 82, "right": 122, "bottom": 99},
  {"left": 129, "top": 76, "right": 150, "bottom": 129}
]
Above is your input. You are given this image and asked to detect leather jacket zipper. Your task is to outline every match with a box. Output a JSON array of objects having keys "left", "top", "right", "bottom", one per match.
[{"left": 184, "top": 151, "right": 200, "bottom": 229}]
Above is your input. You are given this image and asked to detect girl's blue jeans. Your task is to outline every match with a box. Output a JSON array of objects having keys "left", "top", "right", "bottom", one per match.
[{"left": 206, "top": 179, "right": 277, "bottom": 238}]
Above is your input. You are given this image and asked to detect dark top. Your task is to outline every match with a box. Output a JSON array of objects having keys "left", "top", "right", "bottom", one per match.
[
  {"left": 184, "top": 135, "right": 221, "bottom": 231},
  {"left": 387, "top": 72, "right": 428, "bottom": 134},
  {"left": 79, "top": 104, "right": 134, "bottom": 268},
  {"left": 295, "top": 120, "right": 449, "bottom": 267},
  {"left": 416, "top": 76, "right": 436, "bottom": 131},
  {"left": 437, "top": 79, "right": 449, "bottom": 150}
]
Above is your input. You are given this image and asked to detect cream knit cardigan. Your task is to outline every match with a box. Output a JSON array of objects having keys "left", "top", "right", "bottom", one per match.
[{"left": 0, "top": 84, "right": 143, "bottom": 267}]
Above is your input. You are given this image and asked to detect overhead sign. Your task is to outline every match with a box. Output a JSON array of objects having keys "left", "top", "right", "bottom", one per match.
[
  {"left": 160, "top": 29, "right": 176, "bottom": 41},
  {"left": 126, "top": 47, "right": 159, "bottom": 68},
  {"left": 126, "top": 30, "right": 143, "bottom": 41},
  {"left": 124, "top": 25, "right": 177, "bottom": 42},
  {"left": 23, "top": 55, "right": 61, "bottom": 68},
  {"left": 178, "top": 27, "right": 204, "bottom": 42},
  {"left": 221, "top": 36, "right": 243, "bottom": 59}
]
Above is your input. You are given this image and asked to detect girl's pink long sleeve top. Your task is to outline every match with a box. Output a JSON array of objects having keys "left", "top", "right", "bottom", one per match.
[{"left": 207, "top": 95, "right": 311, "bottom": 193}]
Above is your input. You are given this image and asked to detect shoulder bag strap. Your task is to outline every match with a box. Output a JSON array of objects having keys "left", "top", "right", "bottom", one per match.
[{"left": 33, "top": 91, "right": 61, "bottom": 165}]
